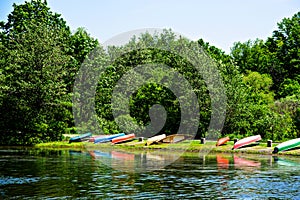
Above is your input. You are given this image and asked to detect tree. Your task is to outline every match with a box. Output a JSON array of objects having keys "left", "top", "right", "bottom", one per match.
[
  {"left": 231, "top": 12, "right": 300, "bottom": 98},
  {"left": 0, "top": 0, "right": 75, "bottom": 144},
  {"left": 68, "top": 27, "right": 99, "bottom": 92},
  {"left": 0, "top": 21, "right": 72, "bottom": 144},
  {"left": 267, "top": 12, "right": 300, "bottom": 86}
]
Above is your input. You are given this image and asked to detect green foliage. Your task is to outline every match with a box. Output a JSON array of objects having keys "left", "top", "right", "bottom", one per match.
[
  {"left": 231, "top": 12, "right": 300, "bottom": 98},
  {"left": 242, "top": 71, "right": 274, "bottom": 105},
  {"left": 94, "top": 32, "right": 212, "bottom": 138},
  {"left": 278, "top": 78, "right": 300, "bottom": 98},
  {"left": 0, "top": 21, "right": 70, "bottom": 144},
  {"left": 0, "top": 0, "right": 100, "bottom": 144},
  {"left": 0, "top": 0, "right": 299, "bottom": 144}
]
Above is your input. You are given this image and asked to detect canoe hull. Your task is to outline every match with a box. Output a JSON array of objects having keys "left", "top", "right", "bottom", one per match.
[
  {"left": 273, "top": 138, "right": 300, "bottom": 153},
  {"left": 233, "top": 135, "right": 261, "bottom": 149},
  {"left": 89, "top": 135, "right": 106, "bottom": 143},
  {"left": 69, "top": 132, "right": 92, "bottom": 143},
  {"left": 112, "top": 134, "right": 135, "bottom": 144},
  {"left": 216, "top": 136, "right": 230, "bottom": 146},
  {"left": 94, "top": 133, "right": 125, "bottom": 144},
  {"left": 146, "top": 134, "right": 166, "bottom": 146}
]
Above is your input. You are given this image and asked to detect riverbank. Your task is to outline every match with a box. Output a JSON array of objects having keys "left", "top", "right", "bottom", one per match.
[{"left": 34, "top": 139, "right": 300, "bottom": 156}]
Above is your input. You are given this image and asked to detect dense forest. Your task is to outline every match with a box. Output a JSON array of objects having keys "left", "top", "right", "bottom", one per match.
[{"left": 0, "top": 0, "right": 299, "bottom": 145}]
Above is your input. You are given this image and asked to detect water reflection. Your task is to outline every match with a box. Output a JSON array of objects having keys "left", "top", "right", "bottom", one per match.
[
  {"left": 233, "top": 155, "right": 261, "bottom": 170},
  {"left": 0, "top": 148, "right": 300, "bottom": 199},
  {"left": 216, "top": 154, "right": 230, "bottom": 169},
  {"left": 274, "top": 156, "right": 300, "bottom": 168},
  {"left": 88, "top": 149, "right": 180, "bottom": 172}
]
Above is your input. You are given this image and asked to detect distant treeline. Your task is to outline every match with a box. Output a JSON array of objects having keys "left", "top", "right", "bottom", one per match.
[{"left": 0, "top": 0, "right": 299, "bottom": 144}]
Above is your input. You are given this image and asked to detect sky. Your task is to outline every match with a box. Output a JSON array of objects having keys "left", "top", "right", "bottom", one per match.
[{"left": 1, "top": 0, "right": 299, "bottom": 53}]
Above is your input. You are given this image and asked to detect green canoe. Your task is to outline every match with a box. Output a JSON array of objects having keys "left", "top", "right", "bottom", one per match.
[{"left": 273, "top": 138, "right": 300, "bottom": 153}]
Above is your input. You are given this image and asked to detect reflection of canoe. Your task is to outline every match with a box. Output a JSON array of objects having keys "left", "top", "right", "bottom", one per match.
[
  {"left": 69, "top": 132, "right": 92, "bottom": 143},
  {"left": 274, "top": 157, "right": 300, "bottom": 167},
  {"left": 111, "top": 151, "right": 135, "bottom": 160},
  {"left": 216, "top": 154, "right": 229, "bottom": 169},
  {"left": 93, "top": 150, "right": 111, "bottom": 158},
  {"left": 94, "top": 133, "right": 125, "bottom": 144},
  {"left": 233, "top": 135, "right": 261, "bottom": 150},
  {"left": 69, "top": 150, "right": 84, "bottom": 156},
  {"left": 216, "top": 136, "right": 230, "bottom": 146},
  {"left": 273, "top": 138, "right": 300, "bottom": 153},
  {"left": 146, "top": 134, "right": 166, "bottom": 146},
  {"left": 112, "top": 134, "right": 135, "bottom": 144},
  {"left": 234, "top": 155, "right": 261, "bottom": 168},
  {"left": 162, "top": 134, "right": 186, "bottom": 143},
  {"left": 89, "top": 135, "right": 106, "bottom": 142}
]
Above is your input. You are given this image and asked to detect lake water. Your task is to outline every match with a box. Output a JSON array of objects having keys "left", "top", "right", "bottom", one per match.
[{"left": 0, "top": 147, "right": 300, "bottom": 199}]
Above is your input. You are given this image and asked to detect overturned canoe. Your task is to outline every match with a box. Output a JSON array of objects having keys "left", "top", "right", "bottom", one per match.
[
  {"left": 94, "top": 133, "right": 125, "bottom": 144},
  {"left": 233, "top": 135, "right": 261, "bottom": 150},
  {"left": 162, "top": 134, "right": 186, "bottom": 143},
  {"left": 89, "top": 135, "right": 106, "bottom": 143},
  {"left": 216, "top": 136, "right": 230, "bottom": 146},
  {"left": 112, "top": 133, "right": 135, "bottom": 144},
  {"left": 69, "top": 132, "right": 92, "bottom": 143},
  {"left": 146, "top": 134, "right": 166, "bottom": 146},
  {"left": 273, "top": 138, "right": 300, "bottom": 153}
]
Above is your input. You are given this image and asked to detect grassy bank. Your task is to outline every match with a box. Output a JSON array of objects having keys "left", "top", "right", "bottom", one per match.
[{"left": 34, "top": 139, "right": 300, "bottom": 156}]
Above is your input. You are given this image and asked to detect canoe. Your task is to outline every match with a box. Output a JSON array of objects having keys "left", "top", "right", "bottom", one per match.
[
  {"left": 161, "top": 134, "right": 186, "bottom": 143},
  {"left": 111, "top": 133, "right": 135, "bottom": 144},
  {"left": 233, "top": 135, "right": 261, "bottom": 150},
  {"left": 89, "top": 135, "right": 106, "bottom": 142},
  {"left": 216, "top": 136, "right": 230, "bottom": 146},
  {"left": 273, "top": 138, "right": 300, "bottom": 153},
  {"left": 146, "top": 134, "right": 166, "bottom": 146},
  {"left": 69, "top": 132, "right": 92, "bottom": 143},
  {"left": 94, "top": 133, "right": 125, "bottom": 144}
]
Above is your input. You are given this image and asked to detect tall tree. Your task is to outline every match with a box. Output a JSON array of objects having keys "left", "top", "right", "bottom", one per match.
[
  {"left": 0, "top": 0, "right": 74, "bottom": 144},
  {"left": 0, "top": 21, "right": 71, "bottom": 144}
]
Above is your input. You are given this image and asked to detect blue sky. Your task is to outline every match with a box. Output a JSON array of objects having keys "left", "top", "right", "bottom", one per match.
[{"left": 1, "top": 0, "right": 299, "bottom": 53}]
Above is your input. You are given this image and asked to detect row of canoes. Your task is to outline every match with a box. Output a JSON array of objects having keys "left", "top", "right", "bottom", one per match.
[
  {"left": 69, "top": 133, "right": 300, "bottom": 153},
  {"left": 69, "top": 133, "right": 186, "bottom": 145},
  {"left": 216, "top": 134, "right": 300, "bottom": 153},
  {"left": 69, "top": 133, "right": 136, "bottom": 144}
]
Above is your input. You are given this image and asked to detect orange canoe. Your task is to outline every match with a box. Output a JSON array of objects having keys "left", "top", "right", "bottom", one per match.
[
  {"left": 111, "top": 133, "right": 135, "bottom": 144},
  {"left": 216, "top": 136, "right": 230, "bottom": 146}
]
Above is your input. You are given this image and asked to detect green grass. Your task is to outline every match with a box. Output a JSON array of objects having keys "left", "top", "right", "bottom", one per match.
[{"left": 35, "top": 141, "right": 85, "bottom": 149}]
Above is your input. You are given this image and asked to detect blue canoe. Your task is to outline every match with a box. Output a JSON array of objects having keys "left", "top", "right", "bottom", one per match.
[
  {"left": 69, "top": 132, "right": 92, "bottom": 143},
  {"left": 94, "top": 133, "right": 125, "bottom": 144}
]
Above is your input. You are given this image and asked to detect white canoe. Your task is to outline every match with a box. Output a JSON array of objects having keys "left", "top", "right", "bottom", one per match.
[{"left": 146, "top": 134, "right": 166, "bottom": 146}]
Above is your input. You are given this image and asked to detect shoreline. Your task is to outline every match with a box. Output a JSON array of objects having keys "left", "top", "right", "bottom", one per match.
[{"left": 32, "top": 140, "right": 300, "bottom": 157}]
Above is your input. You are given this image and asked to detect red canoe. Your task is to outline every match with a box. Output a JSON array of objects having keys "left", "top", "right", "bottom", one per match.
[
  {"left": 216, "top": 136, "right": 230, "bottom": 146},
  {"left": 111, "top": 133, "right": 135, "bottom": 144},
  {"left": 233, "top": 135, "right": 261, "bottom": 150}
]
